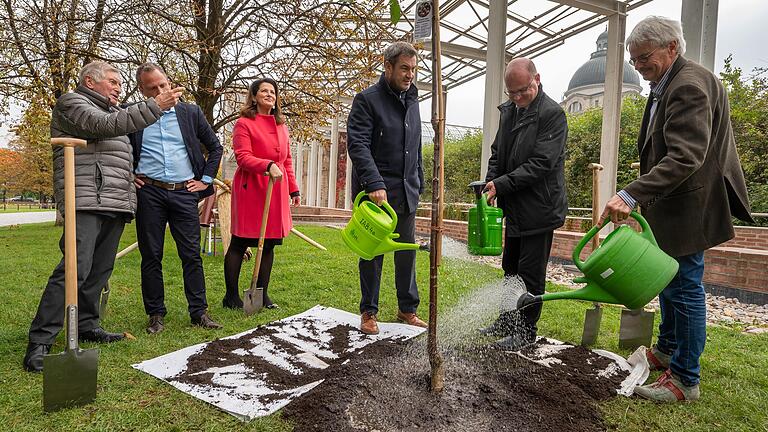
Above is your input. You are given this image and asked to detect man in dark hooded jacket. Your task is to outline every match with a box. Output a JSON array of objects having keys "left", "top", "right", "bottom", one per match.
[{"left": 480, "top": 58, "right": 568, "bottom": 350}]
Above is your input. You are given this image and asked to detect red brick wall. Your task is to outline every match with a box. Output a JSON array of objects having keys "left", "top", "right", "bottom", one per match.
[
  {"left": 294, "top": 207, "right": 768, "bottom": 296},
  {"left": 721, "top": 227, "right": 768, "bottom": 251}
]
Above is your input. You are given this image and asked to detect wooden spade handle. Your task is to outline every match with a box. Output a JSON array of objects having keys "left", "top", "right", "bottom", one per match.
[
  {"left": 51, "top": 138, "right": 86, "bottom": 308},
  {"left": 51, "top": 137, "right": 87, "bottom": 148},
  {"left": 588, "top": 163, "right": 603, "bottom": 251},
  {"left": 251, "top": 177, "right": 275, "bottom": 286}
]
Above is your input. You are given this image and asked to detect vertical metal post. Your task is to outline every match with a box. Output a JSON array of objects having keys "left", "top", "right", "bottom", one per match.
[
  {"left": 681, "top": 0, "right": 719, "bottom": 71},
  {"left": 597, "top": 4, "right": 626, "bottom": 224},
  {"left": 479, "top": 0, "right": 507, "bottom": 181}
]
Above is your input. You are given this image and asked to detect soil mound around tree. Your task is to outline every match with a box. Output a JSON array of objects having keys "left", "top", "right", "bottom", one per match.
[{"left": 282, "top": 337, "right": 628, "bottom": 432}]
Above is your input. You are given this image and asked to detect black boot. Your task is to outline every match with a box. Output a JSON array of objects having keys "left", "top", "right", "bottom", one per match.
[
  {"left": 263, "top": 287, "right": 278, "bottom": 309},
  {"left": 495, "top": 332, "right": 536, "bottom": 351},
  {"left": 478, "top": 310, "right": 520, "bottom": 337},
  {"left": 80, "top": 327, "right": 125, "bottom": 343},
  {"left": 222, "top": 294, "right": 243, "bottom": 309},
  {"left": 23, "top": 342, "right": 51, "bottom": 373}
]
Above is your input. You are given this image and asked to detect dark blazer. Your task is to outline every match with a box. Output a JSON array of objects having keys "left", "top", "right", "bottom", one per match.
[
  {"left": 129, "top": 102, "right": 223, "bottom": 199},
  {"left": 346, "top": 74, "right": 424, "bottom": 214},
  {"left": 624, "top": 56, "right": 753, "bottom": 257},
  {"left": 486, "top": 86, "right": 568, "bottom": 237}
]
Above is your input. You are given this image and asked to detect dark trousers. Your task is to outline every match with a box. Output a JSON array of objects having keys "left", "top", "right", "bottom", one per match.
[
  {"left": 29, "top": 211, "right": 125, "bottom": 345},
  {"left": 502, "top": 230, "right": 554, "bottom": 337},
  {"left": 224, "top": 235, "right": 280, "bottom": 296},
  {"left": 359, "top": 210, "right": 419, "bottom": 315},
  {"left": 136, "top": 184, "right": 207, "bottom": 319}
]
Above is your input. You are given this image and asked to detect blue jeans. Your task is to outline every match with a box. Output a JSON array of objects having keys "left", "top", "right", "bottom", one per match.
[{"left": 655, "top": 252, "right": 706, "bottom": 386}]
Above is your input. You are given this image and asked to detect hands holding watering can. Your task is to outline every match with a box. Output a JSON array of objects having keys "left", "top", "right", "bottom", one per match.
[
  {"left": 368, "top": 189, "right": 387, "bottom": 206},
  {"left": 598, "top": 194, "right": 633, "bottom": 225},
  {"left": 483, "top": 181, "right": 497, "bottom": 206}
]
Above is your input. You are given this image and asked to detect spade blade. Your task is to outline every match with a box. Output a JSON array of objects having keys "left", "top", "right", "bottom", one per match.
[
  {"left": 580, "top": 303, "right": 603, "bottom": 347},
  {"left": 618, "top": 308, "right": 655, "bottom": 350},
  {"left": 242, "top": 286, "right": 263, "bottom": 316},
  {"left": 43, "top": 347, "right": 99, "bottom": 412}
]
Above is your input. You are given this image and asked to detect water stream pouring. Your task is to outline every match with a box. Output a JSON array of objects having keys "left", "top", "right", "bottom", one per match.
[
  {"left": 341, "top": 192, "right": 420, "bottom": 260},
  {"left": 517, "top": 212, "right": 679, "bottom": 310},
  {"left": 467, "top": 181, "right": 503, "bottom": 256}
]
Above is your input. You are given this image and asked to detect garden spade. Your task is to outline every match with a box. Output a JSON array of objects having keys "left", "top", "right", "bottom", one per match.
[
  {"left": 43, "top": 137, "right": 99, "bottom": 412},
  {"left": 243, "top": 176, "right": 275, "bottom": 316},
  {"left": 618, "top": 308, "right": 655, "bottom": 350},
  {"left": 581, "top": 163, "right": 604, "bottom": 346}
]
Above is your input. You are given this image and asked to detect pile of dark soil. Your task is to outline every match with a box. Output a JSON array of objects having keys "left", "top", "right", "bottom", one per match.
[
  {"left": 283, "top": 338, "right": 628, "bottom": 432},
  {"left": 171, "top": 319, "right": 627, "bottom": 431}
]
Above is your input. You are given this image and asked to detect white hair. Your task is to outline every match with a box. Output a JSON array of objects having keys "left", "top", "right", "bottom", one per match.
[
  {"left": 626, "top": 16, "right": 686, "bottom": 57},
  {"left": 78, "top": 61, "right": 120, "bottom": 86}
]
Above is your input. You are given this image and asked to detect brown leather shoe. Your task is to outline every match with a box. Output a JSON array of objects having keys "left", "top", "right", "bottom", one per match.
[
  {"left": 397, "top": 310, "right": 428, "bottom": 328},
  {"left": 191, "top": 312, "right": 223, "bottom": 329},
  {"left": 147, "top": 315, "right": 165, "bottom": 334},
  {"left": 360, "top": 311, "right": 380, "bottom": 335}
]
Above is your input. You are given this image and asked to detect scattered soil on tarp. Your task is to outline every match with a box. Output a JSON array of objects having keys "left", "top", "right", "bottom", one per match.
[
  {"left": 282, "top": 338, "right": 629, "bottom": 432},
  {"left": 172, "top": 321, "right": 362, "bottom": 399}
]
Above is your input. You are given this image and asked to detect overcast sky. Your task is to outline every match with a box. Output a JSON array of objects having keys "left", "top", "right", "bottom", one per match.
[
  {"left": 1, "top": 0, "right": 766, "bottom": 146},
  {"left": 427, "top": 0, "right": 768, "bottom": 127}
]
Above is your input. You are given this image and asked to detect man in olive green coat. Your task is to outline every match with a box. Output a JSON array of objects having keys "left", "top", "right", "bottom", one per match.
[{"left": 599, "top": 16, "right": 752, "bottom": 402}]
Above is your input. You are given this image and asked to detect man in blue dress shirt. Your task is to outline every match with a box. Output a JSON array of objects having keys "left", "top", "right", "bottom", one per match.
[{"left": 130, "top": 63, "right": 223, "bottom": 334}]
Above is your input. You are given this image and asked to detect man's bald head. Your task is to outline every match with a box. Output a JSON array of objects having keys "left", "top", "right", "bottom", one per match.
[
  {"left": 504, "top": 58, "right": 540, "bottom": 108},
  {"left": 505, "top": 58, "right": 537, "bottom": 81}
]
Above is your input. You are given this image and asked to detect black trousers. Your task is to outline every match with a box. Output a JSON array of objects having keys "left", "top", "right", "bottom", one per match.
[
  {"left": 502, "top": 230, "right": 554, "bottom": 337},
  {"left": 359, "top": 210, "right": 419, "bottom": 315},
  {"left": 136, "top": 184, "right": 207, "bottom": 319},
  {"left": 224, "top": 235, "right": 281, "bottom": 295},
  {"left": 29, "top": 211, "right": 125, "bottom": 345}
]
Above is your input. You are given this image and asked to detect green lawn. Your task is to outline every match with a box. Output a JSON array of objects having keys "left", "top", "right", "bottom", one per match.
[{"left": 0, "top": 223, "right": 766, "bottom": 431}]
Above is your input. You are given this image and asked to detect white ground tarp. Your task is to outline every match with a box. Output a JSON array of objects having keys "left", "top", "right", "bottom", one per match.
[{"left": 133, "top": 305, "right": 426, "bottom": 421}]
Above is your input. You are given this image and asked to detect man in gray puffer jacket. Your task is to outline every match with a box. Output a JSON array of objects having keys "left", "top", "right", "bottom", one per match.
[{"left": 23, "top": 61, "right": 183, "bottom": 372}]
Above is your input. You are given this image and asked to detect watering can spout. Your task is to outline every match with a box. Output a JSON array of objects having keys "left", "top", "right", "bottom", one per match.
[
  {"left": 540, "top": 278, "right": 620, "bottom": 305},
  {"left": 516, "top": 293, "right": 543, "bottom": 310},
  {"left": 373, "top": 236, "right": 421, "bottom": 256}
]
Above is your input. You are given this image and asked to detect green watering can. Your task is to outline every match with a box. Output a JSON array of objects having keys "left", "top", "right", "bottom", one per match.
[
  {"left": 341, "top": 191, "right": 420, "bottom": 260},
  {"left": 517, "top": 211, "right": 679, "bottom": 310}
]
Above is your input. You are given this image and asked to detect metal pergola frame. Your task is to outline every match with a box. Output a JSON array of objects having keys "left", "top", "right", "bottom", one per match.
[{"left": 291, "top": 0, "right": 719, "bottom": 215}]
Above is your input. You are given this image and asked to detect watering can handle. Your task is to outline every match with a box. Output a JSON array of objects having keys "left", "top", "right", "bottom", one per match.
[
  {"left": 379, "top": 200, "right": 399, "bottom": 228},
  {"left": 572, "top": 211, "right": 655, "bottom": 268},
  {"left": 353, "top": 191, "right": 366, "bottom": 208}
]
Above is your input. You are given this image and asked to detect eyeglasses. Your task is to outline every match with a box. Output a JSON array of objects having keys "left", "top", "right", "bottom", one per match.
[
  {"left": 629, "top": 47, "right": 660, "bottom": 66},
  {"left": 505, "top": 79, "right": 536, "bottom": 99}
]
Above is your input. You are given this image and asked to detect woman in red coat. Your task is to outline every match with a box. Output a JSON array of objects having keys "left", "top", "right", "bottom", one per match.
[{"left": 223, "top": 78, "right": 300, "bottom": 309}]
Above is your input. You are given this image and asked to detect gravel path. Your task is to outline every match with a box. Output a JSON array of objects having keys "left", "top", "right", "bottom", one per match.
[{"left": 0, "top": 211, "right": 56, "bottom": 226}]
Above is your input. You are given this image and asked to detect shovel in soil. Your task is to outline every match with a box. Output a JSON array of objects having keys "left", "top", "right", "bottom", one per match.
[
  {"left": 243, "top": 176, "right": 275, "bottom": 316},
  {"left": 43, "top": 137, "right": 99, "bottom": 412}
]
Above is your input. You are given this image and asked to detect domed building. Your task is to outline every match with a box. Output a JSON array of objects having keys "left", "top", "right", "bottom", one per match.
[{"left": 561, "top": 30, "right": 642, "bottom": 114}]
